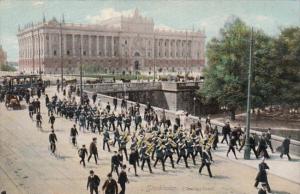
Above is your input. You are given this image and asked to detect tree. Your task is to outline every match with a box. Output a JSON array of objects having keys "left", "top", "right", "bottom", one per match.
[
  {"left": 0, "top": 64, "right": 16, "bottom": 71},
  {"left": 201, "top": 17, "right": 275, "bottom": 120},
  {"left": 271, "top": 27, "right": 300, "bottom": 109}
]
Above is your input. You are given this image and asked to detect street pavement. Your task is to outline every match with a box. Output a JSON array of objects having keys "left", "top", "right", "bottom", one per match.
[{"left": 0, "top": 86, "right": 299, "bottom": 194}]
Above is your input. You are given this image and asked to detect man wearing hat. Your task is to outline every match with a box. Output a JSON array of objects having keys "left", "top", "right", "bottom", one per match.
[
  {"left": 254, "top": 158, "right": 271, "bottom": 193},
  {"left": 129, "top": 148, "right": 139, "bottom": 176},
  {"left": 102, "top": 173, "right": 118, "bottom": 194},
  {"left": 88, "top": 138, "right": 99, "bottom": 164},
  {"left": 87, "top": 170, "right": 100, "bottom": 194}
]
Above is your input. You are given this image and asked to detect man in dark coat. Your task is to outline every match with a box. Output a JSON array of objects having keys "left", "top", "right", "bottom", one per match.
[
  {"left": 87, "top": 170, "right": 100, "bottom": 194},
  {"left": 111, "top": 151, "right": 120, "bottom": 176},
  {"left": 118, "top": 165, "right": 129, "bottom": 194},
  {"left": 88, "top": 138, "right": 98, "bottom": 164},
  {"left": 221, "top": 122, "right": 231, "bottom": 144},
  {"left": 254, "top": 158, "right": 271, "bottom": 193},
  {"left": 102, "top": 173, "right": 118, "bottom": 194},
  {"left": 129, "top": 148, "right": 139, "bottom": 176},
  {"left": 280, "top": 136, "right": 292, "bottom": 160},
  {"left": 78, "top": 144, "right": 88, "bottom": 167},
  {"left": 70, "top": 124, "right": 78, "bottom": 146}
]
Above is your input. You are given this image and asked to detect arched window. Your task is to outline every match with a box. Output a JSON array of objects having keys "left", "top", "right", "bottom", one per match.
[{"left": 134, "top": 52, "right": 140, "bottom": 57}]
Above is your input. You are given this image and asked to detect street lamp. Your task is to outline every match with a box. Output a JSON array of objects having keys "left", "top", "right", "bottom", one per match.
[
  {"left": 244, "top": 27, "right": 254, "bottom": 160},
  {"left": 193, "top": 97, "right": 196, "bottom": 116}
]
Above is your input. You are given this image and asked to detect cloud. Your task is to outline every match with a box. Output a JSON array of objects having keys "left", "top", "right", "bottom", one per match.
[
  {"left": 32, "top": 1, "right": 44, "bottom": 7},
  {"left": 86, "top": 8, "right": 134, "bottom": 23}
]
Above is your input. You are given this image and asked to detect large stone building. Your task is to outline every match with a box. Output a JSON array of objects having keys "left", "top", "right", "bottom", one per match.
[
  {"left": 0, "top": 45, "right": 7, "bottom": 65},
  {"left": 17, "top": 9, "right": 205, "bottom": 75}
]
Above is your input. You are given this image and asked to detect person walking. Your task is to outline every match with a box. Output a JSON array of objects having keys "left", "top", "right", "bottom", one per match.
[
  {"left": 254, "top": 158, "right": 271, "bottom": 193},
  {"left": 118, "top": 165, "right": 129, "bottom": 194},
  {"left": 199, "top": 149, "right": 213, "bottom": 178},
  {"left": 280, "top": 136, "right": 292, "bottom": 160},
  {"left": 88, "top": 138, "right": 99, "bottom": 165},
  {"left": 49, "top": 130, "right": 57, "bottom": 154},
  {"left": 49, "top": 113, "right": 56, "bottom": 129},
  {"left": 102, "top": 173, "right": 118, "bottom": 194},
  {"left": 78, "top": 145, "right": 88, "bottom": 167},
  {"left": 87, "top": 170, "right": 100, "bottom": 194},
  {"left": 70, "top": 124, "right": 78, "bottom": 146}
]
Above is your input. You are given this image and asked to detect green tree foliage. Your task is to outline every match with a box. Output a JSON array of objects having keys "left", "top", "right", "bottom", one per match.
[
  {"left": 201, "top": 17, "right": 299, "bottom": 120},
  {"left": 0, "top": 64, "right": 16, "bottom": 71}
]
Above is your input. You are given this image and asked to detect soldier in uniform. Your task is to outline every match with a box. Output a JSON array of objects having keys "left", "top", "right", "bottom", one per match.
[
  {"left": 153, "top": 142, "right": 166, "bottom": 171},
  {"left": 176, "top": 140, "right": 189, "bottom": 168},
  {"left": 199, "top": 148, "right": 213, "bottom": 178},
  {"left": 164, "top": 138, "right": 175, "bottom": 168},
  {"left": 140, "top": 143, "right": 153, "bottom": 173},
  {"left": 103, "top": 130, "right": 111, "bottom": 152}
]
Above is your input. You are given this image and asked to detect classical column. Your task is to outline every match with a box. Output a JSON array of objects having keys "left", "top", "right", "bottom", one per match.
[
  {"left": 49, "top": 33, "right": 52, "bottom": 57},
  {"left": 63, "top": 34, "right": 67, "bottom": 55},
  {"left": 104, "top": 36, "right": 107, "bottom": 57},
  {"left": 111, "top": 36, "right": 114, "bottom": 57},
  {"left": 88, "top": 35, "right": 91, "bottom": 56},
  {"left": 96, "top": 36, "right": 99, "bottom": 57},
  {"left": 80, "top": 35, "right": 83, "bottom": 55},
  {"left": 72, "top": 34, "right": 75, "bottom": 56}
]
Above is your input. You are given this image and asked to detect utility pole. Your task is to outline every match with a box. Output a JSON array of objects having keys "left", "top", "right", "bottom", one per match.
[
  {"left": 185, "top": 29, "right": 187, "bottom": 81},
  {"left": 244, "top": 27, "right": 253, "bottom": 160},
  {"left": 79, "top": 44, "right": 83, "bottom": 104},
  {"left": 153, "top": 33, "right": 156, "bottom": 82},
  {"left": 60, "top": 16, "right": 64, "bottom": 90}
]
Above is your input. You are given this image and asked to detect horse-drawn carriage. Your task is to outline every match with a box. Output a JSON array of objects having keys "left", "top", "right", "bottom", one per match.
[{"left": 5, "top": 94, "right": 21, "bottom": 110}]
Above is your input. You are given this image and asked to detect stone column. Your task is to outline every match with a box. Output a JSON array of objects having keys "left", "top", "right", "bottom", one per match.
[
  {"left": 104, "top": 36, "right": 107, "bottom": 57},
  {"left": 63, "top": 34, "right": 67, "bottom": 55},
  {"left": 88, "top": 35, "right": 91, "bottom": 56},
  {"left": 72, "top": 34, "right": 75, "bottom": 56},
  {"left": 96, "top": 36, "right": 99, "bottom": 57},
  {"left": 112, "top": 36, "right": 114, "bottom": 57},
  {"left": 49, "top": 33, "right": 52, "bottom": 57},
  {"left": 80, "top": 35, "right": 83, "bottom": 56}
]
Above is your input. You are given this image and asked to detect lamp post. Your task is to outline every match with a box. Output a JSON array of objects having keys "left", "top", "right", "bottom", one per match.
[
  {"left": 193, "top": 97, "right": 196, "bottom": 116},
  {"left": 244, "top": 27, "right": 254, "bottom": 160},
  {"left": 79, "top": 46, "right": 83, "bottom": 104}
]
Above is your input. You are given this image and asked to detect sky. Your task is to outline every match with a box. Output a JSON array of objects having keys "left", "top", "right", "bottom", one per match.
[{"left": 0, "top": 0, "right": 299, "bottom": 62}]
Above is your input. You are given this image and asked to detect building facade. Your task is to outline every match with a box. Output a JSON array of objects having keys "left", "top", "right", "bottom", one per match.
[
  {"left": 0, "top": 45, "right": 7, "bottom": 65},
  {"left": 17, "top": 9, "right": 205, "bottom": 75}
]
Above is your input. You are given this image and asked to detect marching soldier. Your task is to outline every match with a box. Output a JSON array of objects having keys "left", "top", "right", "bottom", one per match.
[
  {"left": 153, "top": 143, "right": 166, "bottom": 171},
  {"left": 111, "top": 151, "right": 120, "bottom": 176},
  {"left": 140, "top": 143, "right": 153, "bottom": 173},
  {"left": 226, "top": 136, "right": 238, "bottom": 159},
  {"left": 199, "top": 148, "right": 213, "bottom": 178},
  {"left": 164, "top": 138, "right": 175, "bottom": 168},
  {"left": 103, "top": 130, "right": 111, "bottom": 152},
  {"left": 176, "top": 140, "right": 189, "bottom": 168},
  {"left": 129, "top": 148, "right": 139, "bottom": 176}
]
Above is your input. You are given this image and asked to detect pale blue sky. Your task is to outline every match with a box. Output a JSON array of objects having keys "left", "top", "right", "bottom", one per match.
[{"left": 0, "top": 0, "right": 299, "bottom": 61}]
